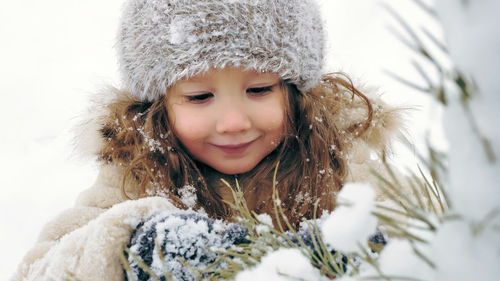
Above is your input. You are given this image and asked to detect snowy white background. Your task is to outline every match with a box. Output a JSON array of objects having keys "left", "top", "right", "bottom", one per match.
[{"left": 0, "top": 0, "right": 437, "bottom": 279}]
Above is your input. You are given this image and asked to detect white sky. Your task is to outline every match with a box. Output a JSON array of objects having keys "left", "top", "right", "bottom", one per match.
[{"left": 0, "top": 0, "right": 439, "bottom": 278}]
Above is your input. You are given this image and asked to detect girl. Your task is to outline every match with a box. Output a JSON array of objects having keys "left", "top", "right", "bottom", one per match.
[{"left": 13, "top": 0, "right": 400, "bottom": 280}]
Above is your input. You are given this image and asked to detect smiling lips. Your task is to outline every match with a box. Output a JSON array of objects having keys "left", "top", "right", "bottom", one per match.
[{"left": 212, "top": 140, "right": 255, "bottom": 155}]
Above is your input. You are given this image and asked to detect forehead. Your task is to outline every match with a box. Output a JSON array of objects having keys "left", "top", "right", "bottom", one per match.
[{"left": 177, "top": 68, "right": 281, "bottom": 84}]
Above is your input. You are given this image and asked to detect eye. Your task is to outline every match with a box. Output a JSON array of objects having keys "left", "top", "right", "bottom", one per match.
[
  {"left": 246, "top": 85, "right": 275, "bottom": 96},
  {"left": 185, "top": 93, "right": 214, "bottom": 103}
]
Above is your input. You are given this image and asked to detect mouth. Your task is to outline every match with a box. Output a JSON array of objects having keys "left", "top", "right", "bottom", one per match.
[{"left": 212, "top": 140, "right": 255, "bottom": 155}]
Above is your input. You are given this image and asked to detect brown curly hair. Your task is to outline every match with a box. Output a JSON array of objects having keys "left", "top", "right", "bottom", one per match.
[{"left": 98, "top": 73, "right": 373, "bottom": 227}]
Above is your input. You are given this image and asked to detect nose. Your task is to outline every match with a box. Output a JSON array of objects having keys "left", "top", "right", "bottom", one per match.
[{"left": 215, "top": 105, "right": 252, "bottom": 134}]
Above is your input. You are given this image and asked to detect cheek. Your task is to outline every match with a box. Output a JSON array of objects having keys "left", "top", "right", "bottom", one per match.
[
  {"left": 265, "top": 111, "right": 285, "bottom": 132},
  {"left": 254, "top": 98, "right": 286, "bottom": 132},
  {"left": 169, "top": 106, "right": 210, "bottom": 143}
]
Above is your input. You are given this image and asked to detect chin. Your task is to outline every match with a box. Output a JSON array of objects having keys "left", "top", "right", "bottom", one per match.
[{"left": 214, "top": 164, "right": 255, "bottom": 175}]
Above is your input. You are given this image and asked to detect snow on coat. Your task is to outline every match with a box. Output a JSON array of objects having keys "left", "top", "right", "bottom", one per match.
[{"left": 11, "top": 85, "right": 402, "bottom": 281}]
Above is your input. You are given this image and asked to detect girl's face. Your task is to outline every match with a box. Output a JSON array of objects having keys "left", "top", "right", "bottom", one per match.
[{"left": 167, "top": 68, "right": 286, "bottom": 174}]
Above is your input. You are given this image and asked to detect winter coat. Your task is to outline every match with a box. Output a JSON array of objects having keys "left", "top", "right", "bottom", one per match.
[{"left": 12, "top": 86, "right": 402, "bottom": 281}]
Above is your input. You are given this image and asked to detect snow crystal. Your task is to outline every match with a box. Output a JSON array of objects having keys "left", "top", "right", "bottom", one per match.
[
  {"left": 168, "top": 17, "right": 197, "bottom": 45},
  {"left": 321, "top": 182, "right": 377, "bottom": 253},
  {"left": 295, "top": 191, "right": 313, "bottom": 205},
  {"left": 235, "top": 248, "right": 328, "bottom": 281},
  {"left": 136, "top": 126, "right": 165, "bottom": 153},
  {"left": 255, "top": 213, "right": 273, "bottom": 234},
  {"left": 178, "top": 185, "right": 197, "bottom": 209},
  {"left": 255, "top": 224, "right": 271, "bottom": 235},
  {"left": 256, "top": 213, "right": 273, "bottom": 226},
  {"left": 168, "top": 18, "right": 186, "bottom": 45}
]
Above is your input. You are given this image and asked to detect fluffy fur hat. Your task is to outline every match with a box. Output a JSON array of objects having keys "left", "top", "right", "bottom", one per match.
[{"left": 117, "top": 0, "right": 325, "bottom": 101}]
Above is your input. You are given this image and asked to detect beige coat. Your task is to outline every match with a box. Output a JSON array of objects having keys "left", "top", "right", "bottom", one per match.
[{"left": 12, "top": 87, "right": 402, "bottom": 281}]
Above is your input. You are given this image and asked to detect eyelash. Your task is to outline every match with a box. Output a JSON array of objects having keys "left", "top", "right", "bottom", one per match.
[
  {"left": 186, "top": 93, "right": 213, "bottom": 103},
  {"left": 185, "top": 85, "right": 275, "bottom": 103},
  {"left": 247, "top": 85, "right": 274, "bottom": 96}
]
